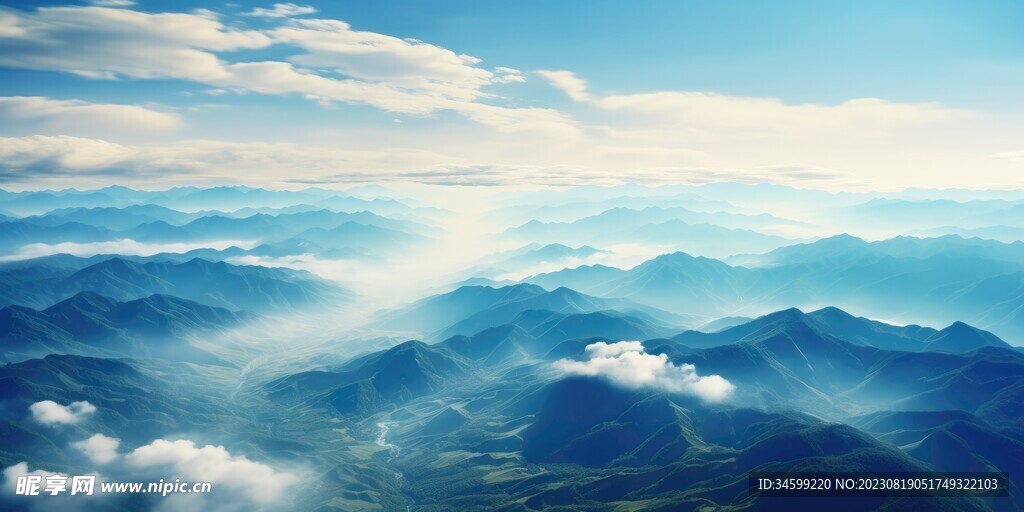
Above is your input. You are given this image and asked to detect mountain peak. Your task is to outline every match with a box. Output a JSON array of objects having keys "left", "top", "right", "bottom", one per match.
[
  {"left": 924, "top": 321, "right": 1010, "bottom": 353},
  {"left": 818, "top": 233, "right": 868, "bottom": 245},
  {"left": 762, "top": 307, "right": 809, "bottom": 322},
  {"left": 46, "top": 291, "right": 119, "bottom": 313}
]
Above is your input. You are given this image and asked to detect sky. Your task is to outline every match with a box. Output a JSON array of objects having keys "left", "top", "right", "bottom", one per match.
[{"left": 0, "top": 0, "right": 1022, "bottom": 191}]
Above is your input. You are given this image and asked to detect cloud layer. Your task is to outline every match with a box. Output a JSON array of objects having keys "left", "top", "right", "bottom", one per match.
[
  {"left": 0, "top": 96, "right": 180, "bottom": 135},
  {"left": 0, "top": 5, "right": 1018, "bottom": 190},
  {"left": 0, "top": 134, "right": 856, "bottom": 188},
  {"left": 0, "top": 238, "right": 257, "bottom": 262},
  {"left": 124, "top": 439, "right": 300, "bottom": 506},
  {"left": 5, "top": 435, "right": 299, "bottom": 512},
  {"left": 0, "top": 5, "right": 567, "bottom": 135},
  {"left": 554, "top": 341, "right": 735, "bottom": 402}
]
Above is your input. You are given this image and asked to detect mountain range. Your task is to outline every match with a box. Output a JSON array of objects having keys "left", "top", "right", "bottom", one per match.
[
  {"left": 283, "top": 304, "right": 1024, "bottom": 511},
  {"left": 0, "top": 292, "right": 249, "bottom": 364},
  {"left": 502, "top": 207, "right": 799, "bottom": 258},
  {"left": 0, "top": 256, "right": 348, "bottom": 312},
  {"left": 524, "top": 235, "right": 1024, "bottom": 342},
  {"left": 1, "top": 207, "right": 435, "bottom": 259},
  {"left": 374, "top": 283, "right": 693, "bottom": 339}
]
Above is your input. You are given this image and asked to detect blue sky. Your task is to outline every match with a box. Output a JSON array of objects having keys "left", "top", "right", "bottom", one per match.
[
  {"left": 0, "top": 1, "right": 1021, "bottom": 189},
  {"left": 321, "top": 0, "right": 1024, "bottom": 105}
]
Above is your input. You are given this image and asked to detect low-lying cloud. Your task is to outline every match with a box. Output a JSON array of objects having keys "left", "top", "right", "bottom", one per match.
[
  {"left": 554, "top": 341, "right": 735, "bottom": 402},
  {"left": 125, "top": 439, "right": 300, "bottom": 507},
  {"left": 72, "top": 434, "right": 120, "bottom": 465},
  {"left": 0, "top": 462, "right": 105, "bottom": 511},
  {"left": 5, "top": 435, "right": 301, "bottom": 512},
  {"left": 29, "top": 400, "right": 96, "bottom": 425},
  {"left": 0, "top": 239, "right": 256, "bottom": 262}
]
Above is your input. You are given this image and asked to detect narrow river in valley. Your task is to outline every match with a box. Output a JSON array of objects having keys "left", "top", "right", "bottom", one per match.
[{"left": 376, "top": 422, "right": 415, "bottom": 511}]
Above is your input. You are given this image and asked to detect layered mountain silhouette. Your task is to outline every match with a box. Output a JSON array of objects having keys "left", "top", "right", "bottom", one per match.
[
  {"left": 0, "top": 256, "right": 348, "bottom": 312},
  {"left": 439, "top": 309, "right": 669, "bottom": 365},
  {"left": 267, "top": 340, "right": 469, "bottom": 416},
  {"left": 0, "top": 354, "right": 253, "bottom": 453},
  {"left": 1, "top": 207, "right": 435, "bottom": 259},
  {"left": 464, "top": 243, "right": 609, "bottom": 279},
  {"left": 0, "top": 292, "right": 248, "bottom": 364},
  {"left": 375, "top": 283, "right": 690, "bottom": 338},
  {"left": 495, "top": 374, "right": 998, "bottom": 511},
  {"left": 503, "top": 207, "right": 796, "bottom": 258},
  {"left": 525, "top": 235, "right": 1024, "bottom": 342},
  {"left": 664, "top": 309, "right": 1023, "bottom": 424},
  {"left": 3, "top": 186, "right": 1024, "bottom": 512}
]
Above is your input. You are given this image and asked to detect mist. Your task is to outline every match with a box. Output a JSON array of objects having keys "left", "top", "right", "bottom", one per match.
[{"left": 0, "top": 239, "right": 257, "bottom": 262}]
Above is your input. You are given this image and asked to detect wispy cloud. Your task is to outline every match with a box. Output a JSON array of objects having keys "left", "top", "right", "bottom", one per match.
[
  {"left": 536, "top": 70, "right": 592, "bottom": 102},
  {"left": 290, "top": 163, "right": 857, "bottom": 188},
  {"left": 0, "top": 6, "right": 561, "bottom": 133},
  {"left": 0, "top": 96, "right": 180, "bottom": 135},
  {"left": 0, "top": 6, "right": 1013, "bottom": 190},
  {"left": 992, "top": 150, "right": 1024, "bottom": 161},
  {"left": 540, "top": 69, "right": 965, "bottom": 134},
  {"left": 0, "top": 134, "right": 861, "bottom": 188},
  {"left": 0, "top": 239, "right": 257, "bottom": 262},
  {"left": 87, "top": 0, "right": 135, "bottom": 6},
  {"left": 244, "top": 3, "right": 317, "bottom": 18}
]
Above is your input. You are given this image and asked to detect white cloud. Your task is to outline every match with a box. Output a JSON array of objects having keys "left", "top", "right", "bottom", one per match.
[
  {"left": 537, "top": 70, "right": 592, "bottom": 102},
  {"left": 72, "top": 434, "right": 120, "bottom": 465},
  {"left": 493, "top": 66, "right": 525, "bottom": 84},
  {"left": 0, "top": 7, "right": 1012, "bottom": 189},
  {"left": 0, "top": 96, "right": 181, "bottom": 135},
  {"left": 527, "top": 70, "right": 1016, "bottom": 189},
  {"left": 0, "top": 239, "right": 258, "bottom": 262},
  {"left": 267, "top": 18, "right": 504, "bottom": 103},
  {"left": 541, "top": 69, "right": 963, "bottom": 135},
  {"left": 554, "top": 341, "right": 735, "bottom": 402},
  {"left": 1, "top": 462, "right": 106, "bottom": 512},
  {"left": 4, "top": 438, "right": 297, "bottom": 512},
  {"left": 245, "top": 3, "right": 317, "bottom": 18},
  {"left": 2, "top": 462, "right": 58, "bottom": 484},
  {"left": 0, "top": 135, "right": 458, "bottom": 186},
  {"left": 595, "top": 92, "right": 962, "bottom": 135},
  {"left": 293, "top": 163, "right": 854, "bottom": 188},
  {"left": 0, "top": 6, "right": 555, "bottom": 132},
  {"left": 0, "top": 135, "right": 861, "bottom": 188},
  {"left": 29, "top": 400, "right": 97, "bottom": 425},
  {"left": 992, "top": 150, "right": 1024, "bottom": 161},
  {"left": 87, "top": 0, "right": 135, "bottom": 6},
  {"left": 125, "top": 439, "right": 299, "bottom": 506},
  {"left": 2, "top": 462, "right": 58, "bottom": 499},
  {"left": 0, "top": 7, "right": 271, "bottom": 82}
]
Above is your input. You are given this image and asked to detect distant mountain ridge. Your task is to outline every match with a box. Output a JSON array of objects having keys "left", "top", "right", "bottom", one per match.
[
  {"left": 267, "top": 340, "right": 470, "bottom": 416},
  {"left": 374, "top": 283, "right": 694, "bottom": 338},
  {"left": 0, "top": 291, "right": 249, "bottom": 364},
  {"left": 525, "top": 235, "right": 1024, "bottom": 342},
  {"left": 0, "top": 256, "right": 349, "bottom": 312},
  {"left": 1, "top": 206, "right": 436, "bottom": 259},
  {"left": 664, "top": 309, "right": 1023, "bottom": 424},
  {"left": 503, "top": 207, "right": 798, "bottom": 258},
  {"left": 0, "top": 186, "right": 439, "bottom": 218}
]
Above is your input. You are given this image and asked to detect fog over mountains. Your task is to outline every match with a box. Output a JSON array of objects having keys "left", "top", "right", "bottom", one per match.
[{"left": 1, "top": 184, "right": 1023, "bottom": 512}]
